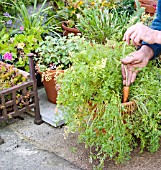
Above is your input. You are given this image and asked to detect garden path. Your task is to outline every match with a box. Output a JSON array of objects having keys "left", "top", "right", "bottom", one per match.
[{"left": 1, "top": 87, "right": 161, "bottom": 170}]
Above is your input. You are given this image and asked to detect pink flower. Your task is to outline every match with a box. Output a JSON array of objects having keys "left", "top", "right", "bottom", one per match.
[
  {"left": 3, "top": 52, "right": 12, "bottom": 61},
  {"left": 20, "top": 26, "right": 24, "bottom": 31}
]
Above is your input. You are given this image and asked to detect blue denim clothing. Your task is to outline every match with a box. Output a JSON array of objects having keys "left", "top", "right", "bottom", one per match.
[{"left": 142, "top": 0, "right": 161, "bottom": 59}]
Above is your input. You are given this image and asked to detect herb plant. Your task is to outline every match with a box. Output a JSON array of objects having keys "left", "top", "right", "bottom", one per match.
[
  {"left": 76, "top": 0, "right": 150, "bottom": 44},
  {"left": 56, "top": 41, "right": 161, "bottom": 169}
]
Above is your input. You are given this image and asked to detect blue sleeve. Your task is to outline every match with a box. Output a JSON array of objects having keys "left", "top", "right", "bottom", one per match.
[{"left": 142, "top": 0, "right": 161, "bottom": 59}]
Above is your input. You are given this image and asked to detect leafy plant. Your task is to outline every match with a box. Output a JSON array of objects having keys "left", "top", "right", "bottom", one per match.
[
  {"left": 11, "top": 0, "right": 53, "bottom": 33},
  {"left": 53, "top": 0, "right": 88, "bottom": 28},
  {"left": 56, "top": 41, "right": 161, "bottom": 169},
  {"left": 0, "top": 11, "right": 16, "bottom": 30},
  {"left": 77, "top": 6, "right": 131, "bottom": 44},
  {"left": 35, "top": 34, "right": 85, "bottom": 72},
  {"left": 53, "top": 0, "right": 121, "bottom": 29},
  {"left": 76, "top": 0, "right": 152, "bottom": 44},
  {"left": 0, "top": 28, "right": 42, "bottom": 72},
  {"left": 0, "top": 62, "right": 27, "bottom": 90}
]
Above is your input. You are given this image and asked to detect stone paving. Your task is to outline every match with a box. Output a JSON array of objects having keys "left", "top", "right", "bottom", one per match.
[{"left": 1, "top": 87, "right": 161, "bottom": 170}]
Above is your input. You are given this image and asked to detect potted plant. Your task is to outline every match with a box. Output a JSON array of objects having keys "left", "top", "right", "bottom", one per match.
[
  {"left": 61, "top": 20, "right": 81, "bottom": 36},
  {"left": 56, "top": 41, "right": 161, "bottom": 169},
  {"left": 34, "top": 34, "right": 86, "bottom": 104},
  {"left": 54, "top": 0, "right": 112, "bottom": 36}
]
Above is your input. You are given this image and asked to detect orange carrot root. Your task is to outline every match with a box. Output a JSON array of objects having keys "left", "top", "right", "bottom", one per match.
[{"left": 123, "top": 86, "right": 129, "bottom": 103}]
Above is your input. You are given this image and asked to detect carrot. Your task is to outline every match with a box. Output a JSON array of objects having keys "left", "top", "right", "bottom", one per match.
[{"left": 123, "top": 86, "right": 129, "bottom": 103}]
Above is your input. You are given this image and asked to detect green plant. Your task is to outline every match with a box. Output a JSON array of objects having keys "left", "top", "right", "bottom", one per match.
[
  {"left": 0, "top": 63, "right": 27, "bottom": 90},
  {"left": 35, "top": 34, "right": 85, "bottom": 72},
  {"left": 77, "top": 6, "right": 131, "bottom": 44},
  {"left": 0, "top": 0, "right": 45, "bottom": 16},
  {"left": 53, "top": 0, "right": 88, "bottom": 28},
  {"left": 56, "top": 41, "right": 161, "bottom": 169},
  {"left": 0, "top": 11, "right": 16, "bottom": 30},
  {"left": 0, "top": 28, "right": 42, "bottom": 72},
  {"left": 76, "top": 0, "right": 152, "bottom": 44},
  {"left": 11, "top": 0, "right": 53, "bottom": 33},
  {"left": 53, "top": 0, "right": 118, "bottom": 28}
]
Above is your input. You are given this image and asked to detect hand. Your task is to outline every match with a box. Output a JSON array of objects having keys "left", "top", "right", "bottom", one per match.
[
  {"left": 121, "top": 46, "right": 153, "bottom": 86},
  {"left": 123, "top": 23, "right": 157, "bottom": 47}
]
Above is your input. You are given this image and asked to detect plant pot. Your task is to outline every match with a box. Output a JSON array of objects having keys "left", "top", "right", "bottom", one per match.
[
  {"left": 62, "top": 21, "right": 81, "bottom": 36},
  {"left": 38, "top": 69, "right": 64, "bottom": 104},
  {"left": 135, "top": 0, "right": 157, "bottom": 16}
]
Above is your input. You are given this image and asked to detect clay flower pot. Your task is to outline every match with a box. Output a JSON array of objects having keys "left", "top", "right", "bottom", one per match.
[
  {"left": 135, "top": 0, "right": 157, "bottom": 16},
  {"left": 42, "top": 70, "right": 64, "bottom": 104},
  {"left": 62, "top": 21, "right": 81, "bottom": 36},
  {"left": 37, "top": 65, "right": 64, "bottom": 104}
]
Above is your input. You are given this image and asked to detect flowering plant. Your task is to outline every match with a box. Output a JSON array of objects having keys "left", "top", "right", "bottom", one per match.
[
  {"left": 54, "top": 0, "right": 87, "bottom": 28},
  {"left": 0, "top": 12, "right": 15, "bottom": 29},
  {"left": 0, "top": 28, "right": 42, "bottom": 72},
  {"left": 3, "top": 52, "right": 12, "bottom": 61}
]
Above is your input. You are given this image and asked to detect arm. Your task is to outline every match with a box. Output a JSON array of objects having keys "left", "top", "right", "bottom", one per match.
[{"left": 142, "top": 0, "right": 161, "bottom": 59}]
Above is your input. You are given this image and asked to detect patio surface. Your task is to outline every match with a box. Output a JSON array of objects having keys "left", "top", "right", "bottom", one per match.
[{"left": 1, "top": 87, "right": 161, "bottom": 170}]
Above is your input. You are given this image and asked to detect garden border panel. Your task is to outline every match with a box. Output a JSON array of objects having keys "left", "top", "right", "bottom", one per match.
[{"left": 0, "top": 55, "right": 43, "bottom": 125}]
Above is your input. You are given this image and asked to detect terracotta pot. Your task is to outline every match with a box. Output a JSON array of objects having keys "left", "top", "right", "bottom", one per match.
[
  {"left": 38, "top": 68, "right": 64, "bottom": 104},
  {"left": 62, "top": 21, "right": 81, "bottom": 36},
  {"left": 135, "top": 0, "right": 157, "bottom": 16}
]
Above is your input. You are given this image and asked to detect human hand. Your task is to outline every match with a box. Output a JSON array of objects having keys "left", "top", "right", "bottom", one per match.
[
  {"left": 121, "top": 46, "right": 153, "bottom": 86},
  {"left": 123, "top": 23, "right": 157, "bottom": 47}
]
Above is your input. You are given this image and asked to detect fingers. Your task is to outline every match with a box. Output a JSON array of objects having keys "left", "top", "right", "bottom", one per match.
[
  {"left": 129, "top": 32, "right": 138, "bottom": 47},
  {"left": 121, "top": 64, "right": 126, "bottom": 80},
  {"left": 123, "top": 26, "right": 135, "bottom": 45},
  {"left": 133, "top": 35, "right": 142, "bottom": 46},
  {"left": 122, "top": 64, "right": 126, "bottom": 86},
  {"left": 121, "top": 62, "right": 140, "bottom": 86},
  {"left": 121, "top": 54, "right": 139, "bottom": 65},
  {"left": 127, "top": 65, "right": 132, "bottom": 86},
  {"left": 125, "top": 69, "right": 139, "bottom": 86},
  {"left": 131, "top": 70, "right": 139, "bottom": 84},
  {"left": 123, "top": 79, "right": 126, "bottom": 86}
]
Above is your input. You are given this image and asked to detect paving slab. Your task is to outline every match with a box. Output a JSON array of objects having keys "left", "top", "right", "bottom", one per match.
[
  {"left": 1, "top": 88, "right": 161, "bottom": 170},
  {"left": 0, "top": 126, "right": 82, "bottom": 170},
  {"left": 38, "top": 88, "right": 65, "bottom": 127}
]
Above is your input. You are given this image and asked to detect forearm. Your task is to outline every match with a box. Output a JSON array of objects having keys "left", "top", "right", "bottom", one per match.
[{"left": 154, "top": 30, "right": 161, "bottom": 44}]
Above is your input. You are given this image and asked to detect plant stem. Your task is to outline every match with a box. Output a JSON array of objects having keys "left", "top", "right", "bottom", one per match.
[{"left": 122, "top": 43, "right": 128, "bottom": 86}]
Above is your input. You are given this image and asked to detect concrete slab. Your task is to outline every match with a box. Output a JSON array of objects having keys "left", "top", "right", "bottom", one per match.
[
  {"left": 0, "top": 126, "right": 82, "bottom": 170},
  {"left": 38, "top": 88, "right": 65, "bottom": 127},
  {"left": 6, "top": 114, "right": 92, "bottom": 170},
  {"left": 1, "top": 87, "right": 161, "bottom": 170}
]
